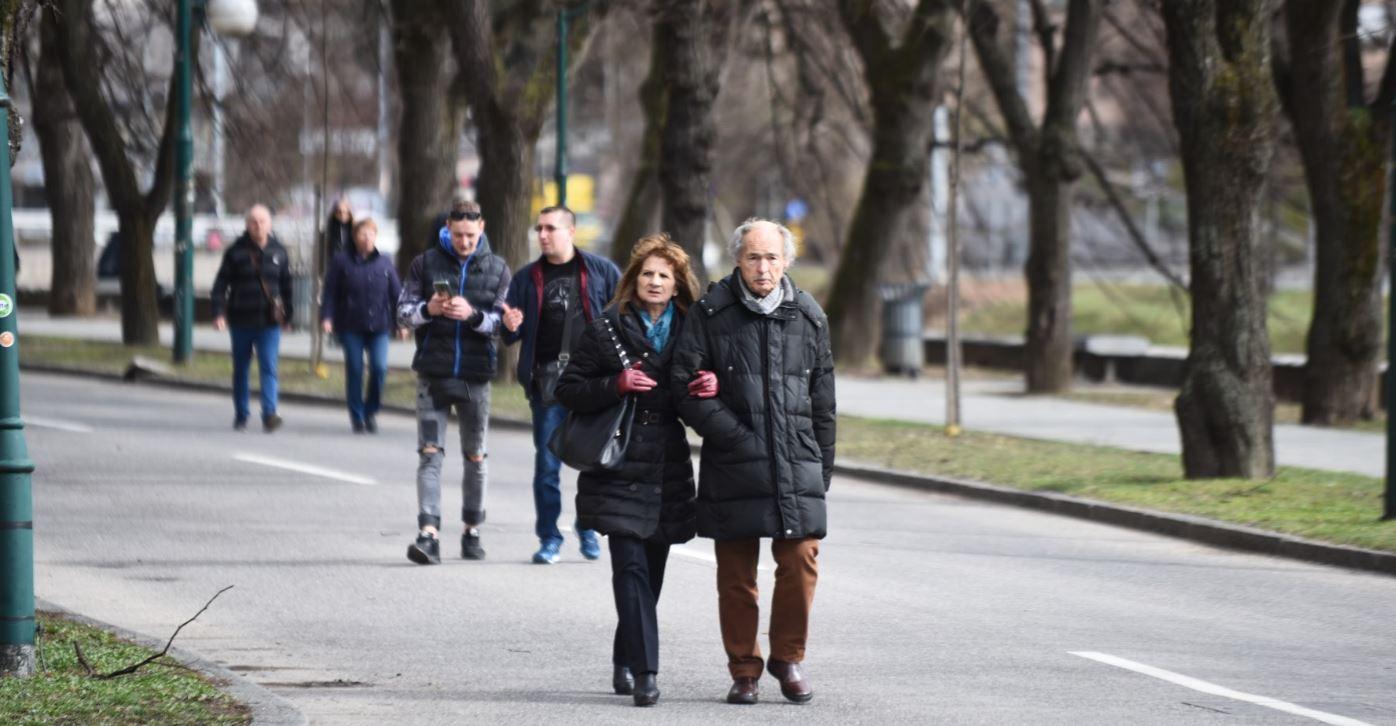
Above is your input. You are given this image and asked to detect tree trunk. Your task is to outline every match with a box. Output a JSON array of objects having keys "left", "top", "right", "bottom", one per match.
[
  {"left": 1163, "top": 0, "right": 1277, "bottom": 479},
  {"left": 34, "top": 8, "right": 95, "bottom": 316},
  {"left": 610, "top": 10, "right": 669, "bottom": 267},
  {"left": 475, "top": 107, "right": 537, "bottom": 271},
  {"left": 55, "top": 0, "right": 181, "bottom": 345},
  {"left": 656, "top": 0, "right": 725, "bottom": 284},
  {"left": 968, "top": 0, "right": 1103, "bottom": 393},
  {"left": 1283, "top": 1, "right": 1384, "bottom": 425},
  {"left": 1023, "top": 155, "right": 1074, "bottom": 391},
  {"left": 826, "top": 0, "right": 955, "bottom": 367},
  {"left": 390, "top": 0, "right": 465, "bottom": 279}
]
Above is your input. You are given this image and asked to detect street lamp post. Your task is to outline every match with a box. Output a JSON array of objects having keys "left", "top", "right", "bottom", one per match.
[
  {"left": 554, "top": 3, "right": 587, "bottom": 208},
  {"left": 1385, "top": 96, "right": 1396, "bottom": 521},
  {"left": 173, "top": 0, "right": 258, "bottom": 364},
  {"left": 0, "top": 75, "right": 37, "bottom": 678}
]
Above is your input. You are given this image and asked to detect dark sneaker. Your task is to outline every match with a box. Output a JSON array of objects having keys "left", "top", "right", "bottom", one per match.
[
  {"left": 579, "top": 529, "right": 601, "bottom": 561},
  {"left": 351, "top": 419, "right": 365, "bottom": 434},
  {"left": 407, "top": 533, "right": 440, "bottom": 565},
  {"left": 233, "top": 417, "right": 248, "bottom": 431},
  {"left": 461, "top": 528, "right": 485, "bottom": 560},
  {"left": 364, "top": 416, "right": 377, "bottom": 434},
  {"left": 532, "top": 540, "right": 561, "bottom": 565},
  {"left": 263, "top": 414, "right": 283, "bottom": 433}
]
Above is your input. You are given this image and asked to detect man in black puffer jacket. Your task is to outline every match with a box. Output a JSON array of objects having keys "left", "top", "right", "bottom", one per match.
[
  {"left": 671, "top": 218, "right": 836, "bottom": 706},
  {"left": 395, "top": 201, "right": 511, "bottom": 565}
]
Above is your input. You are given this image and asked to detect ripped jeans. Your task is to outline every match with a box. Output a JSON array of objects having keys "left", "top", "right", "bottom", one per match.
[{"left": 415, "top": 376, "right": 491, "bottom": 529}]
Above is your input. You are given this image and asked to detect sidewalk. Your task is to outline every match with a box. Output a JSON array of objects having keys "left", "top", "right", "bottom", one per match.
[{"left": 19, "top": 311, "right": 1383, "bottom": 477}]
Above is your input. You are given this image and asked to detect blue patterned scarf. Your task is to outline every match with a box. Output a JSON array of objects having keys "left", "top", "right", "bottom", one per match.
[{"left": 638, "top": 301, "right": 675, "bottom": 352}]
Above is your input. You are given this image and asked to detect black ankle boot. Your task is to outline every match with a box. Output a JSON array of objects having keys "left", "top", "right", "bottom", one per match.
[
  {"left": 633, "top": 672, "right": 659, "bottom": 706},
  {"left": 612, "top": 665, "right": 634, "bottom": 695}
]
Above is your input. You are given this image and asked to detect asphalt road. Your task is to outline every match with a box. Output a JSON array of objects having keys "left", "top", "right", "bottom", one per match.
[{"left": 22, "top": 373, "right": 1396, "bottom": 725}]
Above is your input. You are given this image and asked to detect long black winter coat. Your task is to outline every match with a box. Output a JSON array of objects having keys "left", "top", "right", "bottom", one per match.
[
  {"left": 670, "top": 273, "right": 836, "bottom": 541},
  {"left": 555, "top": 306, "right": 696, "bottom": 544}
]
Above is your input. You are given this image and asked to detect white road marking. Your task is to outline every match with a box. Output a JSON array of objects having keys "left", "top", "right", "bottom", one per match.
[
  {"left": 232, "top": 453, "right": 376, "bottom": 486},
  {"left": 671, "top": 544, "right": 772, "bottom": 572},
  {"left": 1070, "top": 651, "right": 1373, "bottom": 726},
  {"left": 26, "top": 416, "right": 94, "bottom": 433}
]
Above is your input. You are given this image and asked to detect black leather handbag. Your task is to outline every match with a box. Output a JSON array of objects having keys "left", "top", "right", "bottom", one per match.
[{"left": 547, "top": 317, "right": 636, "bottom": 472}]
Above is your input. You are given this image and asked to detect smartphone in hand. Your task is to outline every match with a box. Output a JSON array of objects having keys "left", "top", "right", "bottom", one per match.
[{"left": 433, "top": 280, "right": 453, "bottom": 298}]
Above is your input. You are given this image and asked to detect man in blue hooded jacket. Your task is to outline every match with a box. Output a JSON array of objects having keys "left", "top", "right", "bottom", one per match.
[{"left": 396, "top": 201, "right": 511, "bottom": 565}]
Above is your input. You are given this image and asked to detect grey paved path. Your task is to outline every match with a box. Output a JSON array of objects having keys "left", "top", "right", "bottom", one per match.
[
  {"left": 16, "top": 310, "right": 1383, "bottom": 477},
  {"left": 26, "top": 373, "right": 1396, "bottom": 724}
]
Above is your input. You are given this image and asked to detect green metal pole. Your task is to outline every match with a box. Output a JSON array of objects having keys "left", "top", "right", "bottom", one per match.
[
  {"left": 0, "top": 75, "right": 36, "bottom": 678},
  {"left": 173, "top": 0, "right": 195, "bottom": 364},
  {"left": 554, "top": 8, "right": 568, "bottom": 207},
  {"left": 1386, "top": 97, "right": 1396, "bottom": 520}
]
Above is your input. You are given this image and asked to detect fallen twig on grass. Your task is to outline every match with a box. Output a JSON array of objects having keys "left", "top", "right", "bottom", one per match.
[{"left": 89, "top": 585, "right": 235, "bottom": 679}]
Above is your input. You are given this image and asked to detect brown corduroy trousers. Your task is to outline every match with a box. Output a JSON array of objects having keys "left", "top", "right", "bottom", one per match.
[{"left": 713, "top": 537, "right": 820, "bottom": 679}]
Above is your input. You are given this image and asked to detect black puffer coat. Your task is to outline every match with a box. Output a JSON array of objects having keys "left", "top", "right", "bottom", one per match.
[
  {"left": 555, "top": 306, "right": 696, "bottom": 544},
  {"left": 670, "top": 273, "right": 836, "bottom": 541}
]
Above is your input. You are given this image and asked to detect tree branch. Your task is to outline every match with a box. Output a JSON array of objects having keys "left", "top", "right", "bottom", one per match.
[
  {"left": 967, "top": 0, "right": 1038, "bottom": 157},
  {"left": 837, "top": 0, "right": 894, "bottom": 71},
  {"left": 1043, "top": 0, "right": 1103, "bottom": 130},
  {"left": 95, "top": 586, "right": 234, "bottom": 680},
  {"left": 1077, "top": 130, "right": 1186, "bottom": 291}
]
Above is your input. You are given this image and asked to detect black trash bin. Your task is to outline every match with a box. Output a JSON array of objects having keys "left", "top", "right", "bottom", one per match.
[{"left": 879, "top": 283, "right": 929, "bottom": 377}]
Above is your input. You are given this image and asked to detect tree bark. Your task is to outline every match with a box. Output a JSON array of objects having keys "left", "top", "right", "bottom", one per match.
[
  {"left": 609, "top": 30, "right": 664, "bottom": 266},
  {"left": 55, "top": 0, "right": 186, "bottom": 345},
  {"left": 390, "top": 0, "right": 466, "bottom": 279},
  {"left": 444, "top": 1, "right": 606, "bottom": 271},
  {"left": 1280, "top": 0, "right": 1385, "bottom": 425},
  {"left": 969, "top": 0, "right": 1104, "bottom": 393},
  {"left": 34, "top": 8, "right": 95, "bottom": 316},
  {"left": 1163, "top": 0, "right": 1277, "bottom": 479},
  {"left": 825, "top": 0, "right": 956, "bottom": 367},
  {"left": 655, "top": 0, "right": 727, "bottom": 284}
]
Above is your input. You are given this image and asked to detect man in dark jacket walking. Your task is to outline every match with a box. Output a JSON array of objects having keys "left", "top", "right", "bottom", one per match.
[
  {"left": 211, "top": 204, "right": 294, "bottom": 432},
  {"left": 671, "top": 218, "right": 836, "bottom": 705},
  {"left": 500, "top": 205, "right": 621, "bottom": 565},
  {"left": 396, "top": 201, "right": 511, "bottom": 565}
]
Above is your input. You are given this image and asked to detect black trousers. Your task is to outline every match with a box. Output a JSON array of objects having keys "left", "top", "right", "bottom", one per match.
[{"left": 609, "top": 534, "right": 671, "bottom": 674}]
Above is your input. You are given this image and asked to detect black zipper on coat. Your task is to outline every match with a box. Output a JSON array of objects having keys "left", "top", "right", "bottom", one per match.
[{"left": 760, "top": 317, "right": 784, "bottom": 533}]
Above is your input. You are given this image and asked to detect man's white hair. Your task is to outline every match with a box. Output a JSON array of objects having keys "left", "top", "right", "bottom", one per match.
[
  {"left": 729, "top": 218, "right": 797, "bottom": 262},
  {"left": 245, "top": 204, "right": 271, "bottom": 224}
]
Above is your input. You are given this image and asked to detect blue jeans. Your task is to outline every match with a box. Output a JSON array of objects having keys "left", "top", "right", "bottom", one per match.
[
  {"left": 530, "top": 398, "right": 573, "bottom": 546},
  {"left": 339, "top": 331, "right": 389, "bottom": 425},
  {"left": 230, "top": 325, "right": 280, "bottom": 422}
]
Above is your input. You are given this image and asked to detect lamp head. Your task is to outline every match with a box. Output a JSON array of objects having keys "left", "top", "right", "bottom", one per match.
[{"left": 206, "top": 0, "right": 258, "bottom": 36}]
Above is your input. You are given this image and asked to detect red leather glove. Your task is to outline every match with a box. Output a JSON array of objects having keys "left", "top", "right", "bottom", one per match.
[
  {"left": 616, "top": 363, "right": 658, "bottom": 395},
  {"left": 688, "top": 370, "right": 718, "bottom": 399}
]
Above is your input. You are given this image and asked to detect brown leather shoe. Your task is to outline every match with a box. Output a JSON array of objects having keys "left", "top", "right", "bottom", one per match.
[
  {"left": 767, "top": 659, "right": 813, "bottom": 703},
  {"left": 726, "top": 676, "right": 759, "bottom": 705}
]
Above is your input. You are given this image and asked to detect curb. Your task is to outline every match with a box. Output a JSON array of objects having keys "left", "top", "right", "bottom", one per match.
[
  {"left": 23, "top": 363, "right": 1396, "bottom": 580},
  {"left": 35, "top": 598, "right": 307, "bottom": 726}
]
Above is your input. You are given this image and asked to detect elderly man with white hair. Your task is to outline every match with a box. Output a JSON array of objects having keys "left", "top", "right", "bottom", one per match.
[
  {"left": 211, "top": 204, "right": 293, "bottom": 432},
  {"left": 670, "top": 218, "right": 836, "bottom": 706}
]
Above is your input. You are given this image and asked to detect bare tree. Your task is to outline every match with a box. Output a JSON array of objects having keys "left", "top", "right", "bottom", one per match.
[
  {"left": 30, "top": 7, "right": 95, "bottom": 316},
  {"left": 824, "top": 0, "right": 957, "bottom": 366},
  {"left": 390, "top": 0, "right": 466, "bottom": 277},
  {"left": 608, "top": 14, "right": 665, "bottom": 266},
  {"left": 55, "top": 0, "right": 186, "bottom": 344},
  {"left": 1275, "top": 0, "right": 1392, "bottom": 425},
  {"left": 1163, "top": 0, "right": 1277, "bottom": 479},
  {"left": 968, "top": 0, "right": 1105, "bottom": 393},
  {"left": 444, "top": 1, "right": 609, "bottom": 270}
]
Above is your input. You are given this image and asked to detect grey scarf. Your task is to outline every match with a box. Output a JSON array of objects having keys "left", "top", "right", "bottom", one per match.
[{"left": 738, "top": 274, "right": 791, "bottom": 316}]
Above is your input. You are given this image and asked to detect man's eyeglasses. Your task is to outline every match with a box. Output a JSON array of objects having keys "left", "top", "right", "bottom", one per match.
[{"left": 449, "top": 210, "right": 482, "bottom": 221}]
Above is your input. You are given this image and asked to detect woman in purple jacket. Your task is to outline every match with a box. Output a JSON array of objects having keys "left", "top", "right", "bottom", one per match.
[{"left": 321, "top": 218, "right": 403, "bottom": 433}]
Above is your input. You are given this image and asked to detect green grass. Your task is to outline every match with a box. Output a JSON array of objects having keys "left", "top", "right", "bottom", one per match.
[
  {"left": 959, "top": 284, "right": 1358, "bottom": 354},
  {"left": 838, "top": 416, "right": 1395, "bottom": 552},
  {"left": 0, "top": 613, "right": 249, "bottom": 725},
  {"left": 21, "top": 335, "right": 1395, "bottom": 553},
  {"left": 19, "top": 336, "right": 533, "bottom": 422}
]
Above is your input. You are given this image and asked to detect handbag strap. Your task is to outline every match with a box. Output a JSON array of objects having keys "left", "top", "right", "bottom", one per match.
[
  {"left": 250, "top": 247, "right": 280, "bottom": 311},
  {"left": 602, "top": 315, "right": 632, "bottom": 369},
  {"left": 557, "top": 262, "right": 581, "bottom": 366}
]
